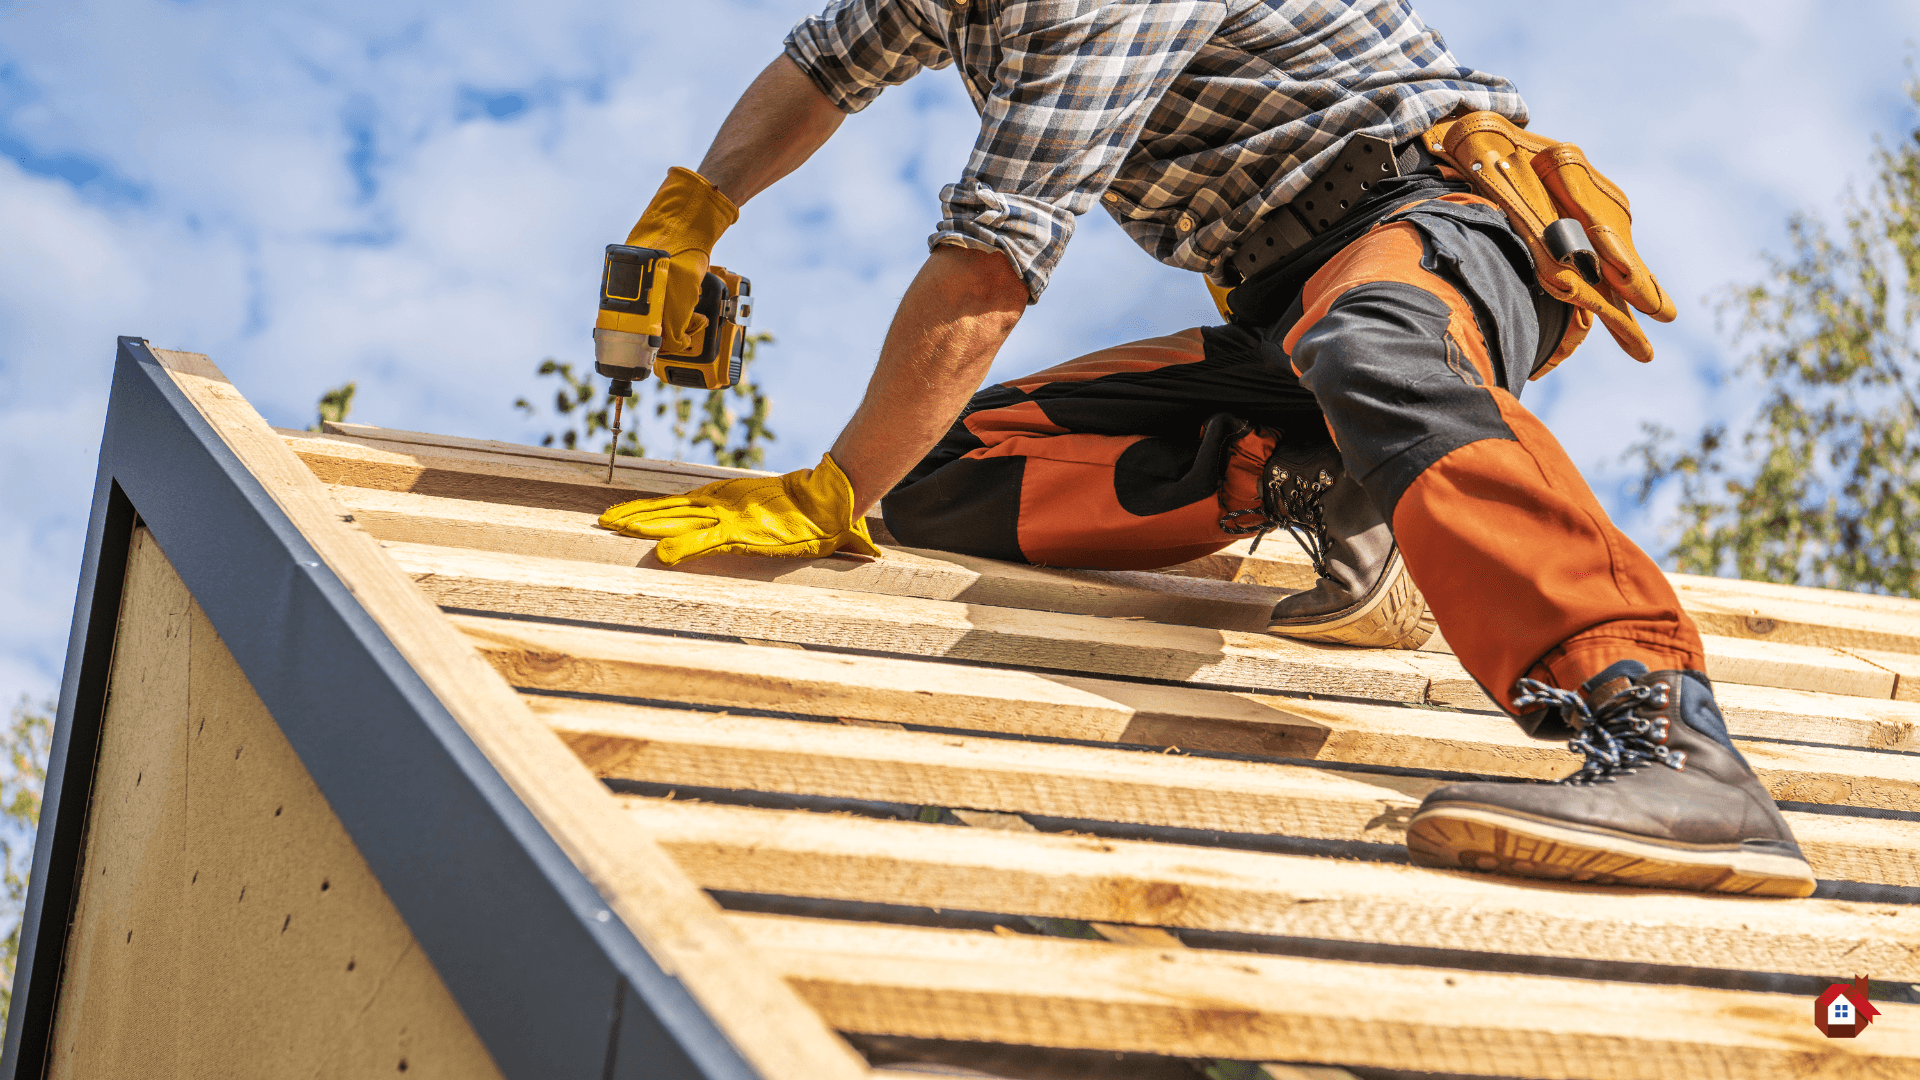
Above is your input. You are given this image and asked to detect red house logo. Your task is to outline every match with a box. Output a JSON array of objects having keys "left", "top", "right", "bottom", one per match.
[{"left": 1815, "top": 976, "right": 1880, "bottom": 1038}]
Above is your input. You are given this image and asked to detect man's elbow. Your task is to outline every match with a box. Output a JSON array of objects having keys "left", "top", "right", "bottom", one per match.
[{"left": 929, "top": 243, "right": 1032, "bottom": 314}]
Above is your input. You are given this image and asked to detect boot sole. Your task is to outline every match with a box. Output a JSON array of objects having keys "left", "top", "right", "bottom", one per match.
[
  {"left": 1267, "top": 547, "right": 1432, "bottom": 650},
  {"left": 1405, "top": 803, "right": 1817, "bottom": 897}
]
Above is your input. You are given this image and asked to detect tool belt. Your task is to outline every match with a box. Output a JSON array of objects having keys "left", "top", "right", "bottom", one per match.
[
  {"left": 1422, "top": 112, "right": 1675, "bottom": 375},
  {"left": 1222, "top": 115, "right": 1675, "bottom": 377}
]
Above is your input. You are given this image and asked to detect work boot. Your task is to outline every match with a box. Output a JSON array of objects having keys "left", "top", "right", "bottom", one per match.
[
  {"left": 1240, "top": 442, "right": 1430, "bottom": 649},
  {"left": 1406, "top": 660, "right": 1816, "bottom": 897}
]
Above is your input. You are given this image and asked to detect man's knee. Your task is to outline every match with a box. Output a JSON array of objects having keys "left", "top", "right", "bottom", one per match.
[{"left": 1288, "top": 281, "right": 1516, "bottom": 518}]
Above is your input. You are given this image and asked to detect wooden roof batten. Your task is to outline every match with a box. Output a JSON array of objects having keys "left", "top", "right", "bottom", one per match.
[{"left": 9, "top": 336, "right": 1920, "bottom": 1079}]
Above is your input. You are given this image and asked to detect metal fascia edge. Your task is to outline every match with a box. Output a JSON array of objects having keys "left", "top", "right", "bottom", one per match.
[{"left": 0, "top": 338, "right": 760, "bottom": 1080}]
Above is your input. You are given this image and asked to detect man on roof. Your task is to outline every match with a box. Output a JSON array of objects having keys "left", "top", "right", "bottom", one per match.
[{"left": 599, "top": 0, "right": 1817, "bottom": 898}]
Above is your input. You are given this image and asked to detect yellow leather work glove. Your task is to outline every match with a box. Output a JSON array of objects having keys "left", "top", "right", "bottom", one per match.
[
  {"left": 599, "top": 452, "right": 883, "bottom": 566},
  {"left": 1531, "top": 143, "right": 1677, "bottom": 324},
  {"left": 626, "top": 166, "right": 739, "bottom": 356}
]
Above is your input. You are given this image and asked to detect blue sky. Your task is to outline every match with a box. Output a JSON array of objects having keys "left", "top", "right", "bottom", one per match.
[{"left": 2, "top": 0, "right": 1917, "bottom": 713}]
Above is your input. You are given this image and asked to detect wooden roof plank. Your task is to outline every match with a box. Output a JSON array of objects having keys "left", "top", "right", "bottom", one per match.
[
  {"left": 457, "top": 614, "right": 1920, "bottom": 813},
  {"left": 395, "top": 542, "right": 1431, "bottom": 701},
  {"left": 531, "top": 696, "right": 1920, "bottom": 890},
  {"left": 731, "top": 913, "right": 1920, "bottom": 1077},
  {"left": 153, "top": 351, "right": 868, "bottom": 1080},
  {"left": 298, "top": 426, "right": 1920, "bottom": 666},
  {"left": 623, "top": 797, "right": 1920, "bottom": 980},
  {"left": 329, "top": 485, "right": 1287, "bottom": 633},
  {"left": 1403, "top": 647, "right": 1920, "bottom": 750}
]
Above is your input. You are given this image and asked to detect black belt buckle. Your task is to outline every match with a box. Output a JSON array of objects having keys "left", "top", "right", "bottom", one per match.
[{"left": 1230, "top": 133, "right": 1401, "bottom": 281}]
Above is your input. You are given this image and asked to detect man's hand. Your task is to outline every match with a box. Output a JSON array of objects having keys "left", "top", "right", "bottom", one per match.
[
  {"left": 624, "top": 167, "right": 738, "bottom": 356},
  {"left": 601, "top": 452, "right": 881, "bottom": 565}
]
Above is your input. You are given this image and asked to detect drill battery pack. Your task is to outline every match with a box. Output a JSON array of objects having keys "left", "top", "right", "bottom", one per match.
[{"left": 655, "top": 267, "right": 753, "bottom": 391}]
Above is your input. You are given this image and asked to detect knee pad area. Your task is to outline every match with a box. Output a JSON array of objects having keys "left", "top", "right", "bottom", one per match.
[{"left": 1290, "top": 281, "right": 1516, "bottom": 517}]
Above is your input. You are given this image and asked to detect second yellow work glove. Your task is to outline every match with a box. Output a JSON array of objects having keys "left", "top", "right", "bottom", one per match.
[
  {"left": 627, "top": 166, "right": 740, "bottom": 356},
  {"left": 599, "top": 453, "right": 883, "bottom": 566}
]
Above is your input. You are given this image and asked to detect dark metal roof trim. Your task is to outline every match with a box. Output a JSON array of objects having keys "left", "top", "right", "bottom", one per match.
[{"left": 2, "top": 338, "right": 759, "bottom": 1080}]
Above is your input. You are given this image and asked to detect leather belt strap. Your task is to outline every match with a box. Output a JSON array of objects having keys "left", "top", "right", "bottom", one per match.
[{"left": 1227, "top": 134, "right": 1428, "bottom": 282}]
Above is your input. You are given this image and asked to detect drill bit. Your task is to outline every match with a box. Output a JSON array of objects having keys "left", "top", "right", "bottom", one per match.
[{"left": 607, "top": 393, "right": 624, "bottom": 484}]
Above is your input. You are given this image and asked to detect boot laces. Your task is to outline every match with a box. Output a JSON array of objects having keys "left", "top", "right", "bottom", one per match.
[
  {"left": 1219, "top": 454, "right": 1335, "bottom": 577},
  {"left": 1511, "top": 677, "right": 1688, "bottom": 784}
]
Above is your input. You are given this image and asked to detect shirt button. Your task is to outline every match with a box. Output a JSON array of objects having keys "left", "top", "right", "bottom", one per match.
[
  {"left": 1177, "top": 212, "right": 1195, "bottom": 233},
  {"left": 1102, "top": 191, "right": 1119, "bottom": 204}
]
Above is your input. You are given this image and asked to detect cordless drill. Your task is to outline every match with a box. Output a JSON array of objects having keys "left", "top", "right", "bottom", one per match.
[{"left": 593, "top": 245, "right": 754, "bottom": 481}]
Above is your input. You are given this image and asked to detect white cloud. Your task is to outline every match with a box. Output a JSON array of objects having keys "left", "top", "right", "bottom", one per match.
[{"left": 1, "top": 0, "right": 1915, "bottom": 708}]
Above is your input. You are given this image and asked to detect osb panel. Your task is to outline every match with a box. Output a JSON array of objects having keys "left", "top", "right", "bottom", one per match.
[{"left": 46, "top": 527, "right": 504, "bottom": 1080}]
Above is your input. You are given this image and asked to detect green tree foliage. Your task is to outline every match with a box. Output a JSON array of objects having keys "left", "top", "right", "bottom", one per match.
[
  {"left": 0, "top": 696, "right": 53, "bottom": 1026},
  {"left": 515, "top": 332, "right": 777, "bottom": 468},
  {"left": 308, "top": 381, "right": 357, "bottom": 432},
  {"left": 1633, "top": 74, "right": 1920, "bottom": 596}
]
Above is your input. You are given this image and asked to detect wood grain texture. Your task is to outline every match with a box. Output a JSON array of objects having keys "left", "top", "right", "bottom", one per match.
[
  {"left": 1672, "top": 571, "right": 1920, "bottom": 655},
  {"left": 48, "top": 528, "right": 505, "bottom": 1080},
  {"left": 1399, "top": 648, "right": 1920, "bottom": 751},
  {"left": 155, "top": 350, "right": 868, "bottom": 1080},
  {"left": 1852, "top": 647, "right": 1920, "bottom": 703},
  {"left": 534, "top": 695, "right": 1920, "bottom": 889},
  {"left": 314, "top": 426, "right": 1920, "bottom": 670},
  {"left": 1405, "top": 630, "right": 1902, "bottom": 703},
  {"left": 625, "top": 797, "right": 1920, "bottom": 981},
  {"left": 733, "top": 913, "right": 1920, "bottom": 1078},
  {"left": 329, "top": 485, "right": 1287, "bottom": 632},
  {"left": 1703, "top": 634, "right": 1896, "bottom": 698},
  {"left": 540, "top": 697, "right": 1424, "bottom": 845},
  {"left": 459, "top": 614, "right": 1920, "bottom": 813},
  {"left": 395, "top": 541, "right": 1431, "bottom": 700}
]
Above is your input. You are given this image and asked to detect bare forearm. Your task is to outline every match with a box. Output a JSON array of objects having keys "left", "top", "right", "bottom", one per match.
[
  {"left": 832, "top": 246, "right": 1029, "bottom": 514},
  {"left": 697, "top": 55, "right": 844, "bottom": 206}
]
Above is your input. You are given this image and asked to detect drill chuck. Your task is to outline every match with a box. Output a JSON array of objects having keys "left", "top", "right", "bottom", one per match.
[{"left": 593, "top": 329, "right": 658, "bottom": 382}]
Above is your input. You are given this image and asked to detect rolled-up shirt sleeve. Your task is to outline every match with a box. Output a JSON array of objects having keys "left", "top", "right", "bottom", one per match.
[
  {"left": 784, "top": 0, "right": 953, "bottom": 114},
  {"left": 932, "top": 1, "right": 1222, "bottom": 300}
]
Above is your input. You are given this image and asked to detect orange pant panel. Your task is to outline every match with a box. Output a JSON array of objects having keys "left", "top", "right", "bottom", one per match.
[{"left": 1289, "top": 204, "right": 1704, "bottom": 707}]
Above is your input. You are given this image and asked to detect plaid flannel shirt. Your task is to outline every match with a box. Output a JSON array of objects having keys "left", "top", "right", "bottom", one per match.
[{"left": 785, "top": 0, "right": 1526, "bottom": 299}]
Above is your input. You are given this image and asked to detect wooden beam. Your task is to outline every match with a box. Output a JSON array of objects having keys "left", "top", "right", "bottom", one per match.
[
  {"left": 1405, "top": 632, "right": 1905, "bottom": 704},
  {"left": 542, "top": 697, "right": 1425, "bottom": 844},
  {"left": 730, "top": 913, "right": 1920, "bottom": 1077},
  {"left": 626, "top": 797, "right": 1920, "bottom": 980},
  {"left": 394, "top": 542, "right": 1431, "bottom": 700},
  {"left": 1171, "top": 539, "right": 1920, "bottom": 660},
  {"left": 330, "top": 485, "right": 1287, "bottom": 633},
  {"left": 532, "top": 696, "right": 1920, "bottom": 889},
  {"left": 154, "top": 351, "right": 869, "bottom": 1080},
  {"left": 1671, "top": 571, "right": 1920, "bottom": 655},
  {"left": 322, "top": 420, "right": 767, "bottom": 483},
  {"left": 1400, "top": 648, "right": 1920, "bottom": 751},
  {"left": 313, "top": 425, "right": 1920, "bottom": 668},
  {"left": 1853, "top": 647, "right": 1920, "bottom": 703},
  {"left": 458, "top": 614, "right": 1920, "bottom": 813},
  {"left": 285, "top": 424, "right": 910, "bottom": 541}
]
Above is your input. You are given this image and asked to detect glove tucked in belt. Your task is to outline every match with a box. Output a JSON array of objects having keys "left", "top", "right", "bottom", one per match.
[
  {"left": 1423, "top": 112, "right": 1676, "bottom": 375},
  {"left": 599, "top": 452, "right": 882, "bottom": 565}
]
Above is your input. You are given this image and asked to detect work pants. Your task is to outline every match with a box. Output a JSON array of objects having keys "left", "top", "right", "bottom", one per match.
[{"left": 882, "top": 194, "right": 1705, "bottom": 715}]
